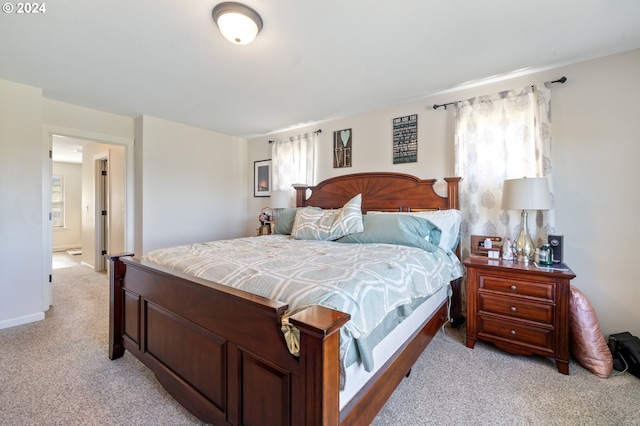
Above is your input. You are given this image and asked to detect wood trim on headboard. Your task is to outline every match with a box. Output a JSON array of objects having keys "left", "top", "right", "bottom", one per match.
[
  {"left": 444, "top": 177, "right": 461, "bottom": 210},
  {"left": 294, "top": 172, "right": 460, "bottom": 212}
]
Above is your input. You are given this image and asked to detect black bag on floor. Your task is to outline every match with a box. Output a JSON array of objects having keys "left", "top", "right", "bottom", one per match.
[{"left": 608, "top": 332, "right": 640, "bottom": 378}]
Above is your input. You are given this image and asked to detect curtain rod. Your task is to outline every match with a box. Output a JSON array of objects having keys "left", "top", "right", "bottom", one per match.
[
  {"left": 432, "top": 76, "right": 568, "bottom": 110},
  {"left": 268, "top": 129, "right": 322, "bottom": 144}
]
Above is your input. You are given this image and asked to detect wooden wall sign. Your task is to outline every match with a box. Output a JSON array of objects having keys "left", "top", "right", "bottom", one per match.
[
  {"left": 393, "top": 114, "right": 418, "bottom": 164},
  {"left": 333, "top": 128, "right": 352, "bottom": 168}
]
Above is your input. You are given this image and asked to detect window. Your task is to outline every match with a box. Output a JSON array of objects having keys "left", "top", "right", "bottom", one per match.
[
  {"left": 453, "top": 84, "right": 555, "bottom": 259},
  {"left": 51, "top": 175, "right": 64, "bottom": 228},
  {"left": 271, "top": 132, "right": 317, "bottom": 192}
]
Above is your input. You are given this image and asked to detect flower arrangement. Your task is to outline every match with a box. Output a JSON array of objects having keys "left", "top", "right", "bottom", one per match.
[{"left": 259, "top": 208, "right": 273, "bottom": 225}]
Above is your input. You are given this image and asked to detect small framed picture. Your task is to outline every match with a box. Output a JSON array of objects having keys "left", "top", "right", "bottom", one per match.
[{"left": 254, "top": 159, "right": 271, "bottom": 197}]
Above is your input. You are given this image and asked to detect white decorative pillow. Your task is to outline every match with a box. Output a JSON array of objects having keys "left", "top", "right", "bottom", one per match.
[
  {"left": 291, "top": 194, "right": 364, "bottom": 240},
  {"left": 369, "top": 209, "right": 461, "bottom": 251}
]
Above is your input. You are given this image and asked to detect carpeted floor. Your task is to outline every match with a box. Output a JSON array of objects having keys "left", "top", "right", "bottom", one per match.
[
  {"left": 1, "top": 261, "right": 638, "bottom": 425},
  {"left": 371, "top": 326, "right": 640, "bottom": 426},
  {"left": 0, "top": 263, "right": 205, "bottom": 426}
]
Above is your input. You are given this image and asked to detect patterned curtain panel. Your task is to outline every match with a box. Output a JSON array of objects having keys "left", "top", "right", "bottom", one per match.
[
  {"left": 454, "top": 83, "right": 555, "bottom": 260},
  {"left": 271, "top": 132, "right": 318, "bottom": 192}
]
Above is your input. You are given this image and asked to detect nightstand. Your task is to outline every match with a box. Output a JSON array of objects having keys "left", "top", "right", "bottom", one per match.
[{"left": 464, "top": 257, "right": 576, "bottom": 374}]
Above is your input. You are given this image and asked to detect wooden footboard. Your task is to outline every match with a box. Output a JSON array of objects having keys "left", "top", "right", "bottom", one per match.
[{"left": 109, "top": 254, "right": 350, "bottom": 425}]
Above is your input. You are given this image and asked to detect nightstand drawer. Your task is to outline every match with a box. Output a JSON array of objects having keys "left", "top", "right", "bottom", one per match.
[
  {"left": 478, "top": 293, "right": 554, "bottom": 324},
  {"left": 478, "top": 316, "right": 554, "bottom": 351},
  {"left": 479, "top": 275, "right": 554, "bottom": 300}
]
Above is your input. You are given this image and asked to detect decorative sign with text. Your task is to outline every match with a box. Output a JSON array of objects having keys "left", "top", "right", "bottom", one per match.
[
  {"left": 333, "top": 128, "right": 352, "bottom": 168},
  {"left": 392, "top": 114, "right": 417, "bottom": 164}
]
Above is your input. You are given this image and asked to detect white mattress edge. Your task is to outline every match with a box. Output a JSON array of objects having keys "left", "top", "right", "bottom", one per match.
[{"left": 339, "top": 284, "right": 448, "bottom": 409}]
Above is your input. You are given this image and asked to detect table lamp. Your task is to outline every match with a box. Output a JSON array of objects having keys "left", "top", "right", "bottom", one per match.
[
  {"left": 270, "top": 190, "right": 290, "bottom": 220},
  {"left": 501, "top": 177, "right": 552, "bottom": 263}
]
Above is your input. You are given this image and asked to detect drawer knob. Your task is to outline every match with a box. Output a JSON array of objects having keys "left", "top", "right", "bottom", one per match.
[
  {"left": 510, "top": 330, "right": 516, "bottom": 335},
  {"left": 510, "top": 306, "right": 517, "bottom": 312},
  {"left": 510, "top": 285, "right": 517, "bottom": 290}
]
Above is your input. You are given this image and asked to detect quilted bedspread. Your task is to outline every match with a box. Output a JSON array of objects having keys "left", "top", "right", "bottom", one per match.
[{"left": 142, "top": 234, "right": 463, "bottom": 375}]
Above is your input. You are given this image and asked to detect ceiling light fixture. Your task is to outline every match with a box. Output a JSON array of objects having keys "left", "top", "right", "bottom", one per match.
[{"left": 212, "top": 2, "right": 263, "bottom": 45}]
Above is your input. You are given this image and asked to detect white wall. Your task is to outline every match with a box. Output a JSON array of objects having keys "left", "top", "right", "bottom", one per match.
[
  {"left": 551, "top": 49, "right": 640, "bottom": 338},
  {"left": 135, "top": 115, "right": 248, "bottom": 254},
  {"left": 0, "top": 80, "right": 45, "bottom": 328},
  {"left": 52, "top": 162, "right": 82, "bottom": 251},
  {"left": 245, "top": 105, "right": 456, "bottom": 236},
  {"left": 248, "top": 49, "right": 640, "bottom": 337}
]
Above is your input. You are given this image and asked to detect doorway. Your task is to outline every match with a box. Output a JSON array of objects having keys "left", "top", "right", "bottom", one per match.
[{"left": 50, "top": 135, "right": 125, "bottom": 274}]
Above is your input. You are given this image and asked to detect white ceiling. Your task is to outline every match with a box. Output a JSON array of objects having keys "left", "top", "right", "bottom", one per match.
[
  {"left": 51, "top": 136, "right": 88, "bottom": 164},
  {"left": 2, "top": 1, "right": 640, "bottom": 139}
]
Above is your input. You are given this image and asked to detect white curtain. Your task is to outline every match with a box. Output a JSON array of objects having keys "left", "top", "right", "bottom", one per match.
[
  {"left": 454, "top": 83, "right": 555, "bottom": 260},
  {"left": 271, "top": 132, "right": 317, "bottom": 198}
]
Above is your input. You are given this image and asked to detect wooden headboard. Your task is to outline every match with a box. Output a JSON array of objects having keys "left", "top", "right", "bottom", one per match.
[{"left": 294, "top": 172, "right": 460, "bottom": 212}]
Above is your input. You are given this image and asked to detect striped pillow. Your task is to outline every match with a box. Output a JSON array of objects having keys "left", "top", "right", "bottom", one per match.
[{"left": 291, "top": 194, "right": 363, "bottom": 240}]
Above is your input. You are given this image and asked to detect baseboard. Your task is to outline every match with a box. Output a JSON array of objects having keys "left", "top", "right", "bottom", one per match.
[
  {"left": 53, "top": 245, "right": 81, "bottom": 252},
  {"left": 0, "top": 312, "right": 45, "bottom": 330}
]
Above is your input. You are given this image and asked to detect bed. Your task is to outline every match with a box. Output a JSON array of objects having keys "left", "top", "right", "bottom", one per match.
[{"left": 107, "top": 172, "right": 462, "bottom": 425}]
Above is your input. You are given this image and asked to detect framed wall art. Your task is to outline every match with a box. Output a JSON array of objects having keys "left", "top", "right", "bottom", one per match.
[
  {"left": 392, "top": 114, "right": 418, "bottom": 164},
  {"left": 333, "top": 128, "right": 352, "bottom": 168},
  {"left": 254, "top": 159, "right": 271, "bottom": 197}
]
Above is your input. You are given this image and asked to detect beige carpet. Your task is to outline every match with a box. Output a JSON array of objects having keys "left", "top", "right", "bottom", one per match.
[
  {"left": 1, "top": 263, "right": 638, "bottom": 425},
  {"left": 371, "top": 326, "right": 640, "bottom": 426},
  {"left": 0, "top": 264, "right": 204, "bottom": 426}
]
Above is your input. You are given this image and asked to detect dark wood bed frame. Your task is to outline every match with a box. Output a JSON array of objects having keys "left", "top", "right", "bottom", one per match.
[{"left": 108, "top": 172, "right": 461, "bottom": 426}]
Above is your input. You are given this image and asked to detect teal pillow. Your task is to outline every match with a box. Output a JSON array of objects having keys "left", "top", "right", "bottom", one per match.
[
  {"left": 368, "top": 210, "right": 461, "bottom": 251},
  {"left": 274, "top": 208, "right": 303, "bottom": 235},
  {"left": 337, "top": 214, "right": 441, "bottom": 252}
]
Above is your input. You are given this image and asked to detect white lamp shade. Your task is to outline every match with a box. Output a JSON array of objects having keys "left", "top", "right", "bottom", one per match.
[
  {"left": 212, "top": 2, "right": 263, "bottom": 45},
  {"left": 270, "top": 190, "right": 290, "bottom": 209},
  {"left": 217, "top": 13, "right": 258, "bottom": 44},
  {"left": 501, "top": 177, "right": 552, "bottom": 211}
]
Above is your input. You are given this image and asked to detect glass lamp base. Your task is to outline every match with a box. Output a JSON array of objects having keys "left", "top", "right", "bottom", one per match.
[{"left": 514, "top": 210, "right": 534, "bottom": 263}]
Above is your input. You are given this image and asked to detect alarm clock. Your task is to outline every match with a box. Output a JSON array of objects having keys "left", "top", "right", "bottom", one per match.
[{"left": 548, "top": 235, "right": 564, "bottom": 264}]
